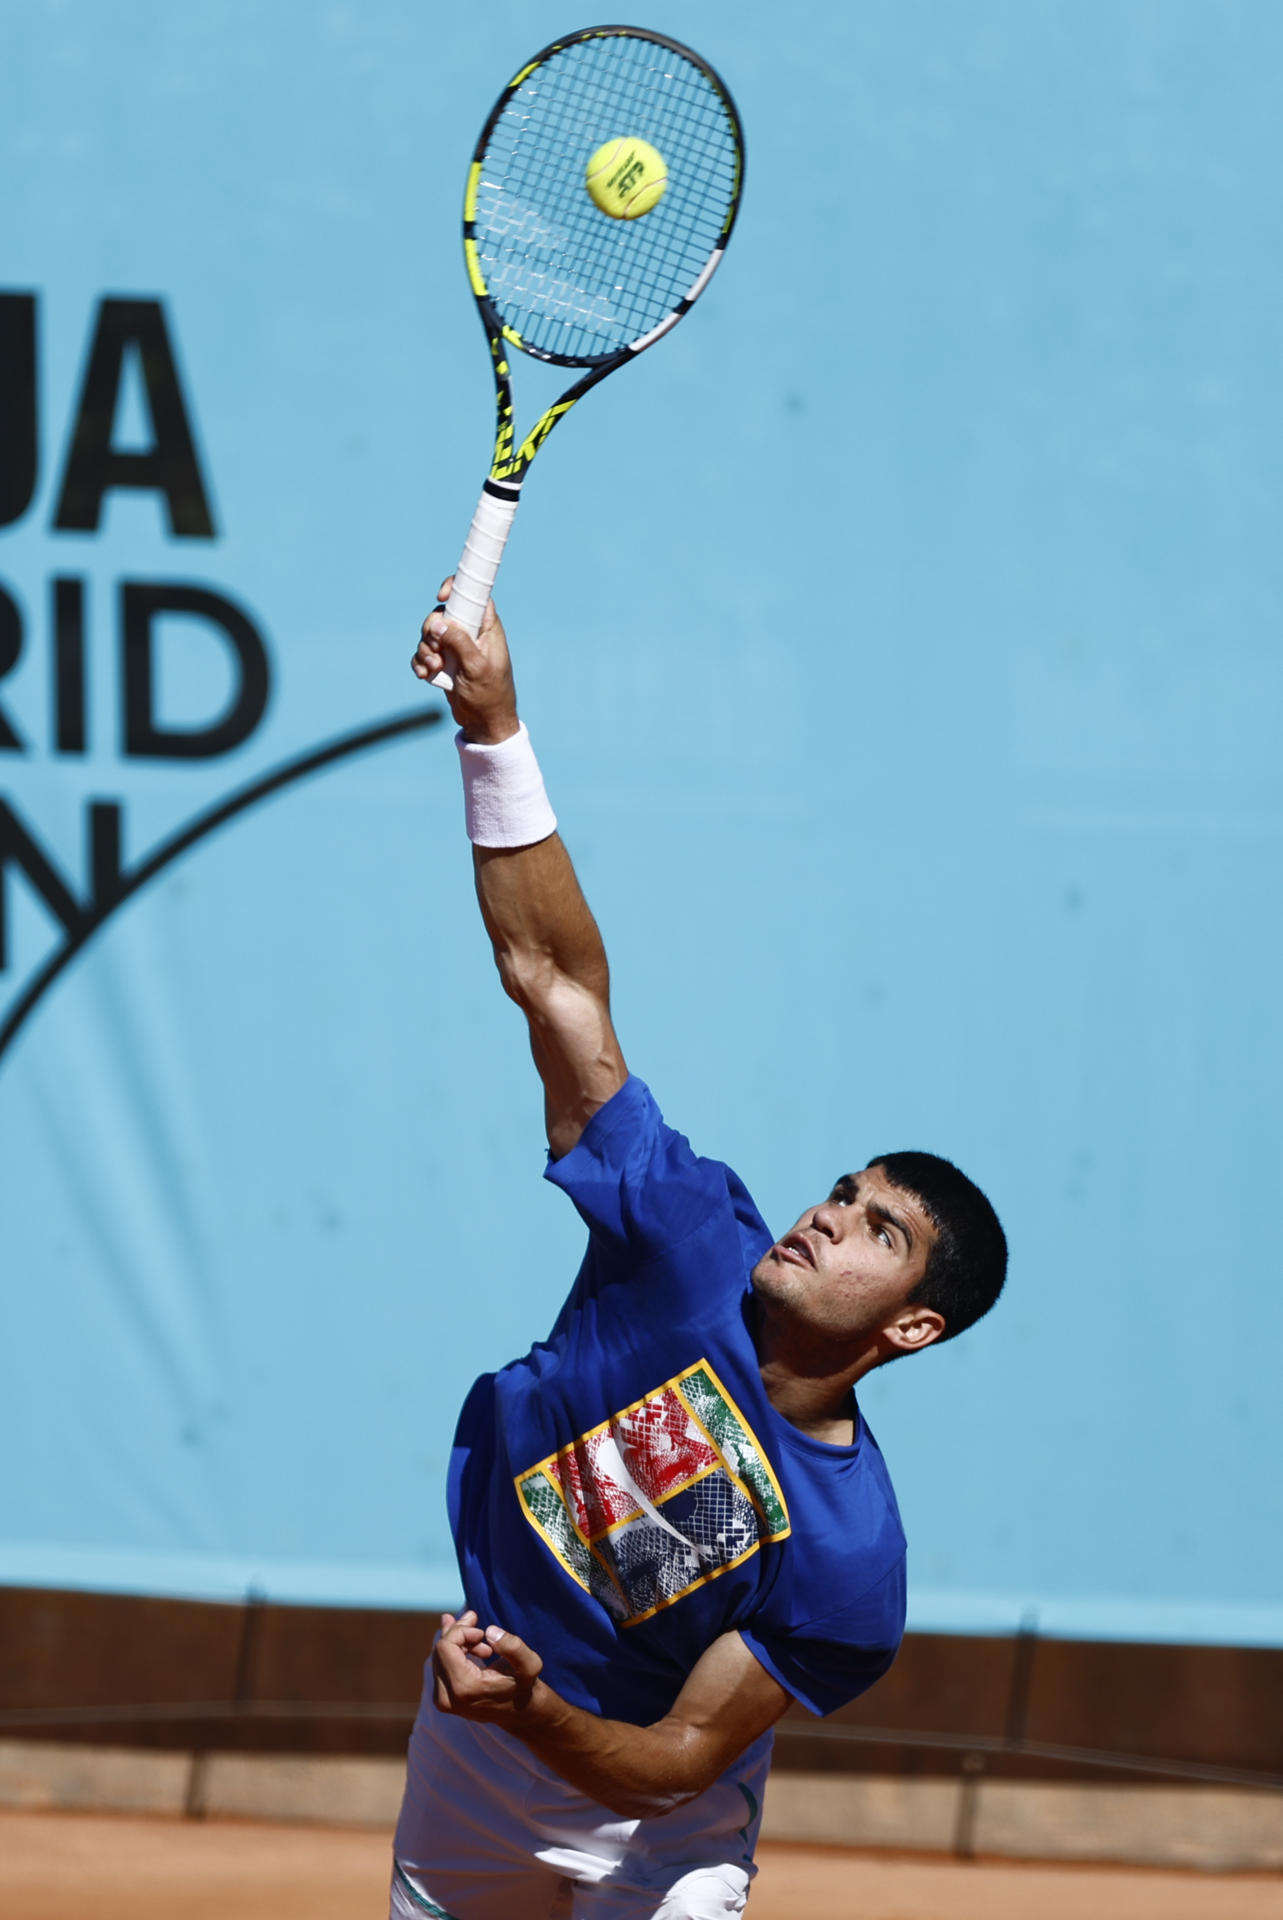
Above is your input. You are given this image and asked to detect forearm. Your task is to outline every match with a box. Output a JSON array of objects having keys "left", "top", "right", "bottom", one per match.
[
  {"left": 473, "top": 836, "right": 609, "bottom": 1009},
  {"left": 507, "top": 1680, "right": 713, "bottom": 1819}
]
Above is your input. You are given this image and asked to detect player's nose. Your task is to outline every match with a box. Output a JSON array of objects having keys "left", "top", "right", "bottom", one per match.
[{"left": 810, "top": 1203, "right": 840, "bottom": 1240}]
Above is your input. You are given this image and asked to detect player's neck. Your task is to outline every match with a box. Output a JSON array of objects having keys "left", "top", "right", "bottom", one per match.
[
  {"left": 766, "top": 1374, "right": 858, "bottom": 1447},
  {"left": 754, "top": 1315, "right": 871, "bottom": 1445}
]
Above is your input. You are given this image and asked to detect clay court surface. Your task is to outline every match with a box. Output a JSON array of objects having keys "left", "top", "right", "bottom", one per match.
[{"left": 4, "top": 1812, "right": 1280, "bottom": 1920}]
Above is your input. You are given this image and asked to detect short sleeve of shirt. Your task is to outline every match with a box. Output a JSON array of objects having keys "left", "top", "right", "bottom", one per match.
[
  {"left": 544, "top": 1075, "right": 756, "bottom": 1259},
  {"left": 740, "top": 1558, "right": 907, "bottom": 1718}
]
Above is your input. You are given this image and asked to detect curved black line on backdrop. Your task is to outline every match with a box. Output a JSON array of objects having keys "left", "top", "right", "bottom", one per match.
[{"left": 0, "top": 706, "right": 444, "bottom": 1071}]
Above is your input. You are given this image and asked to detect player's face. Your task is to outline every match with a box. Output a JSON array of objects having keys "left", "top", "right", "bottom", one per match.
[{"left": 751, "top": 1165, "right": 938, "bottom": 1343}]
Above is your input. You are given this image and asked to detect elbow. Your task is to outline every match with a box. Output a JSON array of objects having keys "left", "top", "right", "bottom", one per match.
[
  {"left": 494, "top": 943, "right": 557, "bottom": 1011},
  {"left": 496, "top": 949, "right": 610, "bottom": 1038},
  {"left": 600, "top": 1782, "right": 699, "bottom": 1820},
  {"left": 602, "top": 1727, "right": 717, "bottom": 1820}
]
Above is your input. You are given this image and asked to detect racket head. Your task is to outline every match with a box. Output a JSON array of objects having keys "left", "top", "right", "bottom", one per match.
[{"left": 463, "top": 25, "right": 745, "bottom": 369}]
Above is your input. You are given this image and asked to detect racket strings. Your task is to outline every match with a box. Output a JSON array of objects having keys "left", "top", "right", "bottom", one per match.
[{"left": 473, "top": 34, "right": 739, "bottom": 362}]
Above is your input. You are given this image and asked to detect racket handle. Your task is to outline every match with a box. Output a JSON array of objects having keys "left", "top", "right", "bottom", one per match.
[{"left": 429, "top": 481, "right": 521, "bottom": 691}]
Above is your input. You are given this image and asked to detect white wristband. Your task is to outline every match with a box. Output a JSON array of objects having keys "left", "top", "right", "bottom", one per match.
[{"left": 456, "top": 721, "right": 557, "bottom": 849}]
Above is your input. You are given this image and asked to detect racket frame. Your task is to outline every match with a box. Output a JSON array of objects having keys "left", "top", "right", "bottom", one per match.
[{"left": 433, "top": 24, "right": 745, "bottom": 675}]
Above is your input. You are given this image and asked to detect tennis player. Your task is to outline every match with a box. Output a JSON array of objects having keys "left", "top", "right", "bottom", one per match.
[{"left": 392, "top": 588, "right": 1007, "bottom": 1920}]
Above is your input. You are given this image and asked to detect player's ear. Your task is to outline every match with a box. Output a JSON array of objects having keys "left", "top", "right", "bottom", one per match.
[{"left": 882, "top": 1303, "right": 946, "bottom": 1358}]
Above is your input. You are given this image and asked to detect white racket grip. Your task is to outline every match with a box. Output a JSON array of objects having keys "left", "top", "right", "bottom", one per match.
[{"left": 429, "top": 482, "right": 521, "bottom": 691}]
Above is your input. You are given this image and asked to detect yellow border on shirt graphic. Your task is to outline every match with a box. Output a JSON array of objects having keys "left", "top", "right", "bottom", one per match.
[{"left": 511, "top": 1357, "right": 792, "bottom": 1627}]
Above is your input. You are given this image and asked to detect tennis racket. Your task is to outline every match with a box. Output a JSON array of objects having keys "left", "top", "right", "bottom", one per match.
[{"left": 428, "top": 23, "right": 745, "bottom": 689}]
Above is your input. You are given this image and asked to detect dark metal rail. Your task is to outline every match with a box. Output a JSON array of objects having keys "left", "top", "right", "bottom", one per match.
[{"left": 2, "top": 1700, "right": 1280, "bottom": 1795}]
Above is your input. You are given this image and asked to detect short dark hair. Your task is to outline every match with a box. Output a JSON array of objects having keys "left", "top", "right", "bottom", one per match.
[{"left": 867, "top": 1150, "right": 1007, "bottom": 1343}]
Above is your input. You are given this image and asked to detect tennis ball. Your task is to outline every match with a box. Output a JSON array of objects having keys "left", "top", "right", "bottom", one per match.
[{"left": 585, "top": 138, "right": 668, "bottom": 220}]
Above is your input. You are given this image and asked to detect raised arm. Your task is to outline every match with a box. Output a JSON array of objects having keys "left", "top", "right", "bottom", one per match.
[{"left": 413, "top": 584, "right": 627, "bottom": 1158}]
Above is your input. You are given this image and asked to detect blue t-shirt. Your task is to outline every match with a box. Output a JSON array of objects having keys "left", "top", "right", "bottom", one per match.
[{"left": 447, "top": 1076, "right": 906, "bottom": 1726}]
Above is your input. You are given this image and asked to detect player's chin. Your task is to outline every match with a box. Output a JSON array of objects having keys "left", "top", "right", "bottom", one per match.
[{"left": 749, "top": 1251, "right": 802, "bottom": 1303}]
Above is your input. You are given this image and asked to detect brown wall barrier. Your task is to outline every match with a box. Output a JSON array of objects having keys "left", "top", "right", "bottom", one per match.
[{"left": 2, "top": 1587, "right": 1281, "bottom": 1787}]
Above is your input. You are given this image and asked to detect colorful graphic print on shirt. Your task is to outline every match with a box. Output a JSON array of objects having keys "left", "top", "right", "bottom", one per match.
[{"left": 514, "top": 1361, "right": 790, "bottom": 1627}]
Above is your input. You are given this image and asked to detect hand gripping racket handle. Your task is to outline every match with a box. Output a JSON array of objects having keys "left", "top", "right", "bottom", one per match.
[{"left": 428, "top": 482, "right": 521, "bottom": 691}]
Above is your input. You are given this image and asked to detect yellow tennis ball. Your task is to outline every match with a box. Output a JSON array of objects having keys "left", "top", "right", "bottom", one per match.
[{"left": 585, "top": 138, "right": 668, "bottom": 220}]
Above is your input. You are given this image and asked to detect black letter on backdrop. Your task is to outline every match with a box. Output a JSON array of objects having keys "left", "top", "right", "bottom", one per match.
[
  {"left": 0, "top": 585, "right": 27, "bottom": 753},
  {"left": 53, "top": 298, "right": 216, "bottom": 538},
  {"left": 52, "top": 577, "right": 88, "bottom": 755},
  {"left": 121, "top": 582, "right": 270, "bottom": 760},
  {"left": 0, "top": 797, "right": 124, "bottom": 970},
  {"left": 0, "top": 294, "right": 38, "bottom": 530}
]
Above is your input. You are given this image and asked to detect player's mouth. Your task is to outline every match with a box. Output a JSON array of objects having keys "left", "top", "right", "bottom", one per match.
[{"left": 774, "top": 1233, "right": 815, "bottom": 1269}]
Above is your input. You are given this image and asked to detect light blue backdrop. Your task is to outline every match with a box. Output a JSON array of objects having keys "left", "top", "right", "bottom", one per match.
[{"left": 2, "top": 1, "right": 1281, "bottom": 1644}]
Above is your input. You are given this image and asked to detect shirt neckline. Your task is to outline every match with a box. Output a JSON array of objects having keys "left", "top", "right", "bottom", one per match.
[{"left": 767, "top": 1397, "right": 865, "bottom": 1460}]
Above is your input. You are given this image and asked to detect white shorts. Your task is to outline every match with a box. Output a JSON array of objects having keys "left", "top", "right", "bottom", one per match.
[{"left": 391, "top": 1701, "right": 772, "bottom": 1920}]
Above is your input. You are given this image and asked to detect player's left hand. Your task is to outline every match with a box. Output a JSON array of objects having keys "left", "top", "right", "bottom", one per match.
[{"left": 432, "top": 1609, "right": 546, "bottom": 1724}]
